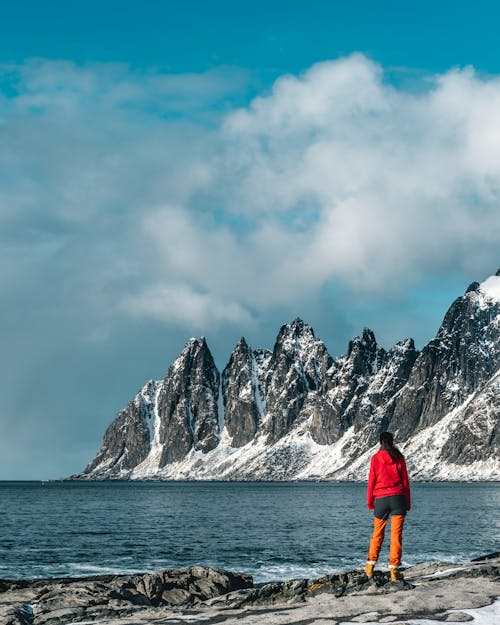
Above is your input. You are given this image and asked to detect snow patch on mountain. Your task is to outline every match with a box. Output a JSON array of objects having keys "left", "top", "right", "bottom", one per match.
[
  {"left": 132, "top": 381, "right": 164, "bottom": 478},
  {"left": 402, "top": 371, "right": 500, "bottom": 481},
  {"left": 480, "top": 274, "right": 500, "bottom": 302}
]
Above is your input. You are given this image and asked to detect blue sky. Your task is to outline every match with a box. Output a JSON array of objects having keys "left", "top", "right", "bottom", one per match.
[
  {"left": 4, "top": 1, "right": 500, "bottom": 75},
  {"left": 1, "top": 1, "right": 499, "bottom": 479}
]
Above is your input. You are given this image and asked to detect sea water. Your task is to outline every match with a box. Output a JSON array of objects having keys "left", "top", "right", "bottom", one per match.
[{"left": 0, "top": 481, "right": 498, "bottom": 583}]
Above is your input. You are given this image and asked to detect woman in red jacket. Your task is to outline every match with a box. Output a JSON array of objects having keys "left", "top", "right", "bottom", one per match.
[{"left": 365, "top": 431, "right": 411, "bottom": 582}]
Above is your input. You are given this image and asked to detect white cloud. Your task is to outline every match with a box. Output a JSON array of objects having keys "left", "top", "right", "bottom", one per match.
[
  {"left": 126, "top": 55, "right": 500, "bottom": 319},
  {"left": 122, "top": 283, "right": 255, "bottom": 329},
  {"left": 1, "top": 55, "right": 500, "bottom": 332},
  {"left": 2, "top": 58, "right": 248, "bottom": 117}
]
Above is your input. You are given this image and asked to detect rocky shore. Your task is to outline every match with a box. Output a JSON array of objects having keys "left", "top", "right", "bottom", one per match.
[{"left": 1, "top": 554, "right": 499, "bottom": 624}]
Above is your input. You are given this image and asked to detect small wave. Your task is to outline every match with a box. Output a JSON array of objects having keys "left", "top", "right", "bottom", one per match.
[{"left": 66, "top": 562, "right": 149, "bottom": 576}]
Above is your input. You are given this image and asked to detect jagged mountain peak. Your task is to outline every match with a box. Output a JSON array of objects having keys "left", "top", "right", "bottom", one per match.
[
  {"left": 438, "top": 286, "right": 498, "bottom": 341},
  {"left": 395, "top": 337, "right": 415, "bottom": 350},
  {"left": 289, "top": 317, "right": 314, "bottom": 332},
  {"left": 234, "top": 336, "right": 250, "bottom": 351},
  {"left": 277, "top": 317, "right": 315, "bottom": 339},
  {"left": 184, "top": 335, "right": 208, "bottom": 349},
  {"left": 155, "top": 335, "right": 220, "bottom": 467},
  {"left": 134, "top": 379, "right": 160, "bottom": 408},
  {"left": 344, "top": 327, "right": 380, "bottom": 376},
  {"left": 348, "top": 327, "right": 377, "bottom": 350},
  {"left": 169, "top": 336, "right": 215, "bottom": 375},
  {"left": 177, "top": 336, "right": 207, "bottom": 357},
  {"left": 388, "top": 271, "right": 500, "bottom": 442},
  {"left": 222, "top": 336, "right": 266, "bottom": 448},
  {"left": 271, "top": 318, "right": 332, "bottom": 373},
  {"left": 273, "top": 318, "right": 323, "bottom": 359},
  {"left": 225, "top": 337, "right": 253, "bottom": 371}
]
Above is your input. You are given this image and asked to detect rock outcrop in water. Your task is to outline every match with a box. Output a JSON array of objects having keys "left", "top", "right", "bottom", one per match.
[
  {"left": 76, "top": 271, "right": 500, "bottom": 481},
  {"left": 1, "top": 555, "right": 499, "bottom": 625}
]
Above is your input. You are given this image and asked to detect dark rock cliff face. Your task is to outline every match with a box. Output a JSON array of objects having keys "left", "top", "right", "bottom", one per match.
[
  {"left": 388, "top": 286, "right": 500, "bottom": 441},
  {"left": 157, "top": 338, "right": 220, "bottom": 467},
  {"left": 309, "top": 328, "right": 384, "bottom": 445},
  {"left": 340, "top": 338, "right": 420, "bottom": 459},
  {"left": 352, "top": 338, "right": 419, "bottom": 432},
  {"left": 82, "top": 380, "right": 159, "bottom": 476},
  {"left": 222, "top": 338, "right": 268, "bottom": 448},
  {"left": 262, "top": 319, "right": 333, "bottom": 445},
  {"left": 439, "top": 370, "right": 500, "bottom": 465}
]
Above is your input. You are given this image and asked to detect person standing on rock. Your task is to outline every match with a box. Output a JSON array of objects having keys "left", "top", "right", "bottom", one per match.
[{"left": 364, "top": 431, "right": 411, "bottom": 582}]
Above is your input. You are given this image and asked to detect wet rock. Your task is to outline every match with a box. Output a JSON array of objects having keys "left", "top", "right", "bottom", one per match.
[
  {"left": 0, "top": 566, "right": 252, "bottom": 625},
  {"left": 1, "top": 557, "right": 498, "bottom": 624},
  {"left": 471, "top": 550, "right": 500, "bottom": 561},
  {"left": 226, "top": 568, "right": 413, "bottom": 609},
  {"left": 8, "top": 606, "right": 33, "bottom": 625}
]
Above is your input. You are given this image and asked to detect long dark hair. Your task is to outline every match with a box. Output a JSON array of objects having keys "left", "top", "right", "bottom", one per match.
[{"left": 379, "top": 431, "right": 404, "bottom": 461}]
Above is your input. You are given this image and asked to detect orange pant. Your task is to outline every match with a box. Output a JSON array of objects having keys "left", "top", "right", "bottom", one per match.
[{"left": 367, "top": 514, "right": 405, "bottom": 567}]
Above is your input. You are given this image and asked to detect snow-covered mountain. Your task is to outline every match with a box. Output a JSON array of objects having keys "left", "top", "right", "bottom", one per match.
[{"left": 75, "top": 272, "right": 500, "bottom": 481}]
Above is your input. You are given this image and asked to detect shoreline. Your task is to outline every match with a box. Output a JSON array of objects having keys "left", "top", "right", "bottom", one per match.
[
  {"left": 1, "top": 554, "right": 499, "bottom": 625},
  {"left": 3, "top": 478, "right": 500, "bottom": 484}
]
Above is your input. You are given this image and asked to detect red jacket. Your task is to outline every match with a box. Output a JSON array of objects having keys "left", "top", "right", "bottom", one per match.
[{"left": 367, "top": 449, "right": 411, "bottom": 510}]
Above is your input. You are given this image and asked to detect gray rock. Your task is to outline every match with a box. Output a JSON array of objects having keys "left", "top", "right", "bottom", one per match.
[
  {"left": 78, "top": 380, "right": 159, "bottom": 478},
  {"left": 443, "top": 612, "right": 474, "bottom": 622},
  {"left": 158, "top": 338, "right": 221, "bottom": 466},
  {"left": 222, "top": 338, "right": 268, "bottom": 448},
  {"left": 439, "top": 371, "right": 500, "bottom": 464},
  {"left": 309, "top": 328, "right": 382, "bottom": 446},
  {"left": 388, "top": 285, "right": 500, "bottom": 442},
  {"left": 263, "top": 319, "right": 334, "bottom": 445},
  {"left": 0, "top": 566, "right": 253, "bottom": 625},
  {"left": 1, "top": 558, "right": 499, "bottom": 624}
]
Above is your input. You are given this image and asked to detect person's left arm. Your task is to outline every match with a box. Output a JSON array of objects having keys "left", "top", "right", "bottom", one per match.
[{"left": 367, "top": 456, "right": 376, "bottom": 510}]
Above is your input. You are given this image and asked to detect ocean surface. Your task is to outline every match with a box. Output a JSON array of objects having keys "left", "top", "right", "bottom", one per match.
[{"left": 0, "top": 481, "right": 498, "bottom": 583}]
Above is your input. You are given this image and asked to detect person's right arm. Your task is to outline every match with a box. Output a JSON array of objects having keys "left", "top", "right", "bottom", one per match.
[{"left": 401, "top": 458, "right": 411, "bottom": 511}]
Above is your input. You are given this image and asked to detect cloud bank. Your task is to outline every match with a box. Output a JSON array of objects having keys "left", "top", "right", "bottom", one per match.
[{"left": 2, "top": 54, "right": 499, "bottom": 334}]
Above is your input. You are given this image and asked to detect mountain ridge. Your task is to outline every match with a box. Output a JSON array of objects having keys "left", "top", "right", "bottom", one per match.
[{"left": 75, "top": 272, "right": 500, "bottom": 481}]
